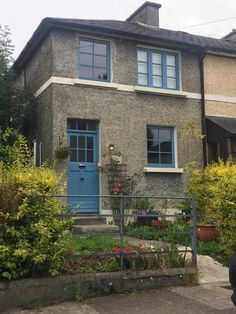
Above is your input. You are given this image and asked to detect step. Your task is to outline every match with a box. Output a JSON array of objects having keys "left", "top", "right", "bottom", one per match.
[
  {"left": 72, "top": 224, "right": 119, "bottom": 235},
  {"left": 73, "top": 216, "right": 107, "bottom": 225}
]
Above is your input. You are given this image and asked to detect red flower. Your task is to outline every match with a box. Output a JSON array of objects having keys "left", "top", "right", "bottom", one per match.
[{"left": 113, "top": 245, "right": 120, "bottom": 253}]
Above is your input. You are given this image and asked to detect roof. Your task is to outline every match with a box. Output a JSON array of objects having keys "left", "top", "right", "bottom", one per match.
[
  {"left": 206, "top": 116, "right": 236, "bottom": 135},
  {"left": 13, "top": 17, "right": 236, "bottom": 73}
]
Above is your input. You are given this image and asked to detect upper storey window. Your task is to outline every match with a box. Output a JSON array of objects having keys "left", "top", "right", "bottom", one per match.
[
  {"left": 137, "top": 49, "right": 179, "bottom": 90},
  {"left": 78, "top": 39, "right": 110, "bottom": 81}
]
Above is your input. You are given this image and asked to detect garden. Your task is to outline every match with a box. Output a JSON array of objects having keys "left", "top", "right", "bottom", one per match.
[{"left": 0, "top": 128, "right": 236, "bottom": 281}]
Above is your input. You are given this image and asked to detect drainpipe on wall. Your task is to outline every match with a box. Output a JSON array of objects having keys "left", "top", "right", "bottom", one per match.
[{"left": 199, "top": 48, "right": 208, "bottom": 167}]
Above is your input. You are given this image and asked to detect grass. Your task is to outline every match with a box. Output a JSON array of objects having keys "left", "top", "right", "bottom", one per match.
[
  {"left": 65, "top": 235, "right": 128, "bottom": 254},
  {"left": 62, "top": 234, "right": 189, "bottom": 274}
]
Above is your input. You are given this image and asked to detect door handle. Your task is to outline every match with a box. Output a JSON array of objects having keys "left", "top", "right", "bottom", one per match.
[{"left": 80, "top": 177, "right": 84, "bottom": 181}]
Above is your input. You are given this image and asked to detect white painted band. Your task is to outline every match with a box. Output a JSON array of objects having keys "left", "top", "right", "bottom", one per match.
[{"left": 35, "top": 76, "right": 202, "bottom": 100}]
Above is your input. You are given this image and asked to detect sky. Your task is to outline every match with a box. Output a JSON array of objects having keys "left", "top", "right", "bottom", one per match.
[{"left": 1, "top": 0, "right": 236, "bottom": 59}]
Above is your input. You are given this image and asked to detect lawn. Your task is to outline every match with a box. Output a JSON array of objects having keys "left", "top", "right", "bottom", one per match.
[{"left": 62, "top": 235, "right": 189, "bottom": 274}]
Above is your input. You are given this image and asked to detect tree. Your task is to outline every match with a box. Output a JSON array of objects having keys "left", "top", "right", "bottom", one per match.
[{"left": 0, "top": 25, "right": 36, "bottom": 138}]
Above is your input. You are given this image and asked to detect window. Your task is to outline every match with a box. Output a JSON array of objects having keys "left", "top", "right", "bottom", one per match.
[
  {"left": 78, "top": 39, "right": 110, "bottom": 81},
  {"left": 147, "top": 126, "right": 175, "bottom": 167},
  {"left": 137, "top": 49, "right": 179, "bottom": 90}
]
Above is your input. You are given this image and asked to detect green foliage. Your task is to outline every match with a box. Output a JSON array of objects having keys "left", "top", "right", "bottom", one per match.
[
  {"left": 125, "top": 219, "right": 191, "bottom": 245},
  {"left": 186, "top": 160, "right": 236, "bottom": 257},
  {"left": 0, "top": 25, "right": 36, "bottom": 138},
  {"left": 0, "top": 137, "right": 71, "bottom": 280},
  {"left": 66, "top": 236, "right": 128, "bottom": 254},
  {"left": 136, "top": 197, "right": 154, "bottom": 211}
]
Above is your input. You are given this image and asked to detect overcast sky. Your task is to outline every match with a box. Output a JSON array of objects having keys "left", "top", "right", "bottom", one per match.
[{"left": 1, "top": 0, "right": 236, "bottom": 59}]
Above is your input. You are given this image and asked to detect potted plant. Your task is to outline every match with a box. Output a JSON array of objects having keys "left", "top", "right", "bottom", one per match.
[
  {"left": 136, "top": 197, "right": 159, "bottom": 226},
  {"left": 55, "top": 136, "right": 70, "bottom": 160},
  {"left": 151, "top": 199, "right": 170, "bottom": 229}
]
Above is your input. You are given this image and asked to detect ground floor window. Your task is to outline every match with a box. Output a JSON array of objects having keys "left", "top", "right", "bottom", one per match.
[{"left": 147, "top": 126, "right": 175, "bottom": 167}]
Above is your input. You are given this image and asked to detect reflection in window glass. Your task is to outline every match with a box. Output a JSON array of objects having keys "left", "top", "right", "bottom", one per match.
[
  {"left": 147, "top": 126, "right": 174, "bottom": 167},
  {"left": 70, "top": 149, "right": 77, "bottom": 162},
  {"left": 137, "top": 49, "right": 179, "bottom": 90},
  {"left": 79, "top": 39, "right": 109, "bottom": 81}
]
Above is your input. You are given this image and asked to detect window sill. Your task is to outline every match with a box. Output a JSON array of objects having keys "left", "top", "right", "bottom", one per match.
[
  {"left": 144, "top": 167, "right": 184, "bottom": 173},
  {"left": 134, "top": 86, "right": 188, "bottom": 98},
  {"left": 74, "top": 79, "right": 117, "bottom": 89}
]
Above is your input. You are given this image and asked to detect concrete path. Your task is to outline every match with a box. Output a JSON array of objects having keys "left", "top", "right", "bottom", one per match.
[{"left": 9, "top": 285, "right": 235, "bottom": 313}]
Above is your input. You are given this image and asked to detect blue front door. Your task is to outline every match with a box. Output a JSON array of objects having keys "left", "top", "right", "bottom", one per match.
[{"left": 67, "top": 121, "right": 99, "bottom": 213}]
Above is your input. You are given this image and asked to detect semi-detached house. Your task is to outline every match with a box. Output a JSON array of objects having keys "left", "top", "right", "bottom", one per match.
[{"left": 14, "top": 2, "right": 236, "bottom": 213}]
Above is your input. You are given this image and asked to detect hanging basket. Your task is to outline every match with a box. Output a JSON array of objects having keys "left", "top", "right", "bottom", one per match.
[{"left": 55, "top": 146, "right": 70, "bottom": 160}]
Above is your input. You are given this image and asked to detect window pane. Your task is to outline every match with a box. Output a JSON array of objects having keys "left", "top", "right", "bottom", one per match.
[
  {"left": 80, "top": 53, "right": 93, "bottom": 66},
  {"left": 167, "top": 78, "right": 177, "bottom": 89},
  {"left": 148, "top": 153, "right": 159, "bottom": 164},
  {"left": 87, "top": 150, "right": 94, "bottom": 162},
  {"left": 79, "top": 40, "right": 93, "bottom": 54},
  {"left": 147, "top": 127, "right": 158, "bottom": 140},
  {"left": 167, "top": 67, "right": 176, "bottom": 78},
  {"left": 79, "top": 150, "right": 85, "bottom": 162},
  {"left": 79, "top": 66, "right": 93, "bottom": 79},
  {"left": 138, "top": 74, "right": 148, "bottom": 85},
  {"left": 152, "top": 64, "right": 162, "bottom": 75},
  {"left": 70, "top": 136, "right": 77, "bottom": 148},
  {"left": 77, "top": 120, "right": 87, "bottom": 130},
  {"left": 138, "top": 50, "right": 147, "bottom": 62},
  {"left": 148, "top": 139, "right": 159, "bottom": 152},
  {"left": 94, "top": 43, "right": 107, "bottom": 55},
  {"left": 87, "top": 137, "right": 93, "bottom": 149},
  {"left": 88, "top": 121, "right": 97, "bottom": 131},
  {"left": 166, "top": 55, "right": 175, "bottom": 66},
  {"left": 79, "top": 136, "right": 85, "bottom": 149},
  {"left": 160, "top": 153, "right": 173, "bottom": 164},
  {"left": 153, "top": 76, "right": 162, "bottom": 87},
  {"left": 159, "top": 129, "right": 172, "bottom": 152},
  {"left": 70, "top": 149, "right": 77, "bottom": 162},
  {"left": 67, "top": 119, "right": 77, "bottom": 130},
  {"left": 94, "top": 55, "right": 106, "bottom": 68},
  {"left": 94, "top": 67, "right": 108, "bottom": 80},
  {"left": 138, "top": 62, "right": 147, "bottom": 74},
  {"left": 152, "top": 53, "right": 161, "bottom": 64}
]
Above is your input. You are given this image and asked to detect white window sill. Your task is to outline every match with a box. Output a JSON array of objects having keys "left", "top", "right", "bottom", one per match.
[
  {"left": 73, "top": 79, "right": 117, "bottom": 89},
  {"left": 144, "top": 167, "right": 184, "bottom": 173},
  {"left": 134, "top": 86, "right": 188, "bottom": 98}
]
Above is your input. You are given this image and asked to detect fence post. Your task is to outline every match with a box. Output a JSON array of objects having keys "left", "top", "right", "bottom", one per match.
[
  {"left": 119, "top": 193, "right": 124, "bottom": 270},
  {"left": 191, "top": 194, "right": 197, "bottom": 267}
]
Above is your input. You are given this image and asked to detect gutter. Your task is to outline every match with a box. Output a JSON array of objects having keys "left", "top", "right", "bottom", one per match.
[{"left": 199, "top": 48, "right": 207, "bottom": 166}]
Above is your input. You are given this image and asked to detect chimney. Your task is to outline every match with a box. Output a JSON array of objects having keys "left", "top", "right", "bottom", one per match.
[
  {"left": 222, "top": 29, "right": 236, "bottom": 42},
  {"left": 126, "top": 1, "right": 161, "bottom": 28}
]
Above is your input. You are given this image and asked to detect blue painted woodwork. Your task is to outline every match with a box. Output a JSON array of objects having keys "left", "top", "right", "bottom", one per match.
[
  {"left": 147, "top": 126, "right": 175, "bottom": 167},
  {"left": 67, "top": 127, "right": 99, "bottom": 213},
  {"left": 137, "top": 48, "right": 179, "bottom": 90},
  {"left": 78, "top": 37, "right": 110, "bottom": 82}
]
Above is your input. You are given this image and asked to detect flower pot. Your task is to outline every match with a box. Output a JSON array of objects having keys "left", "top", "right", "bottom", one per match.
[
  {"left": 151, "top": 220, "right": 170, "bottom": 229},
  {"left": 196, "top": 224, "right": 217, "bottom": 241},
  {"left": 137, "top": 215, "right": 154, "bottom": 226}
]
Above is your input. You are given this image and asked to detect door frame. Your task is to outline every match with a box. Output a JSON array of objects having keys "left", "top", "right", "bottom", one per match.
[{"left": 67, "top": 120, "right": 100, "bottom": 213}]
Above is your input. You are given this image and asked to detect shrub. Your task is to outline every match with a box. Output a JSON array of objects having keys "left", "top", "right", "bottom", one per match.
[
  {"left": 186, "top": 160, "right": 236, "bottom": 257},
  {"left": 0, "top": 136, "right": 71, "bottom": 280}
]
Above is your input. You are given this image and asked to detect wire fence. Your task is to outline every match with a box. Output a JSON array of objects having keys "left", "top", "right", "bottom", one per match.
[{"left": 31, "top": 194, "right": 197, "bottom": 271}]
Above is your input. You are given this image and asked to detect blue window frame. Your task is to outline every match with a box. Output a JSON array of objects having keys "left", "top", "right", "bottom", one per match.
[
  {"left": 137, "top": 49, "right": 179, "bottom": 90},
  {"left": 147, "top": 126, "right": 175, "bottom": 167},
  {"left": 78, "top": 38, "right": 110, "bottom": 82}
]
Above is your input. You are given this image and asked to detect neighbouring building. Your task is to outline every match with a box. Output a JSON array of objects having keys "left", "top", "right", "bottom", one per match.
[
  {"left": 13, "top": 2, "right": 236, "bottom": 214},
  {"left": 204, "top": 30, "right": 236, "bottom": 162}
]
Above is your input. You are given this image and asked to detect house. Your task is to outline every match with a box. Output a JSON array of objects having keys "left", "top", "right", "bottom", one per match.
[
  {"left": 203, "top": 30, "right": 236, "bottom": 162},
  {"left": 13, "top": 2, "right": 236, "bottom": 213}
]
